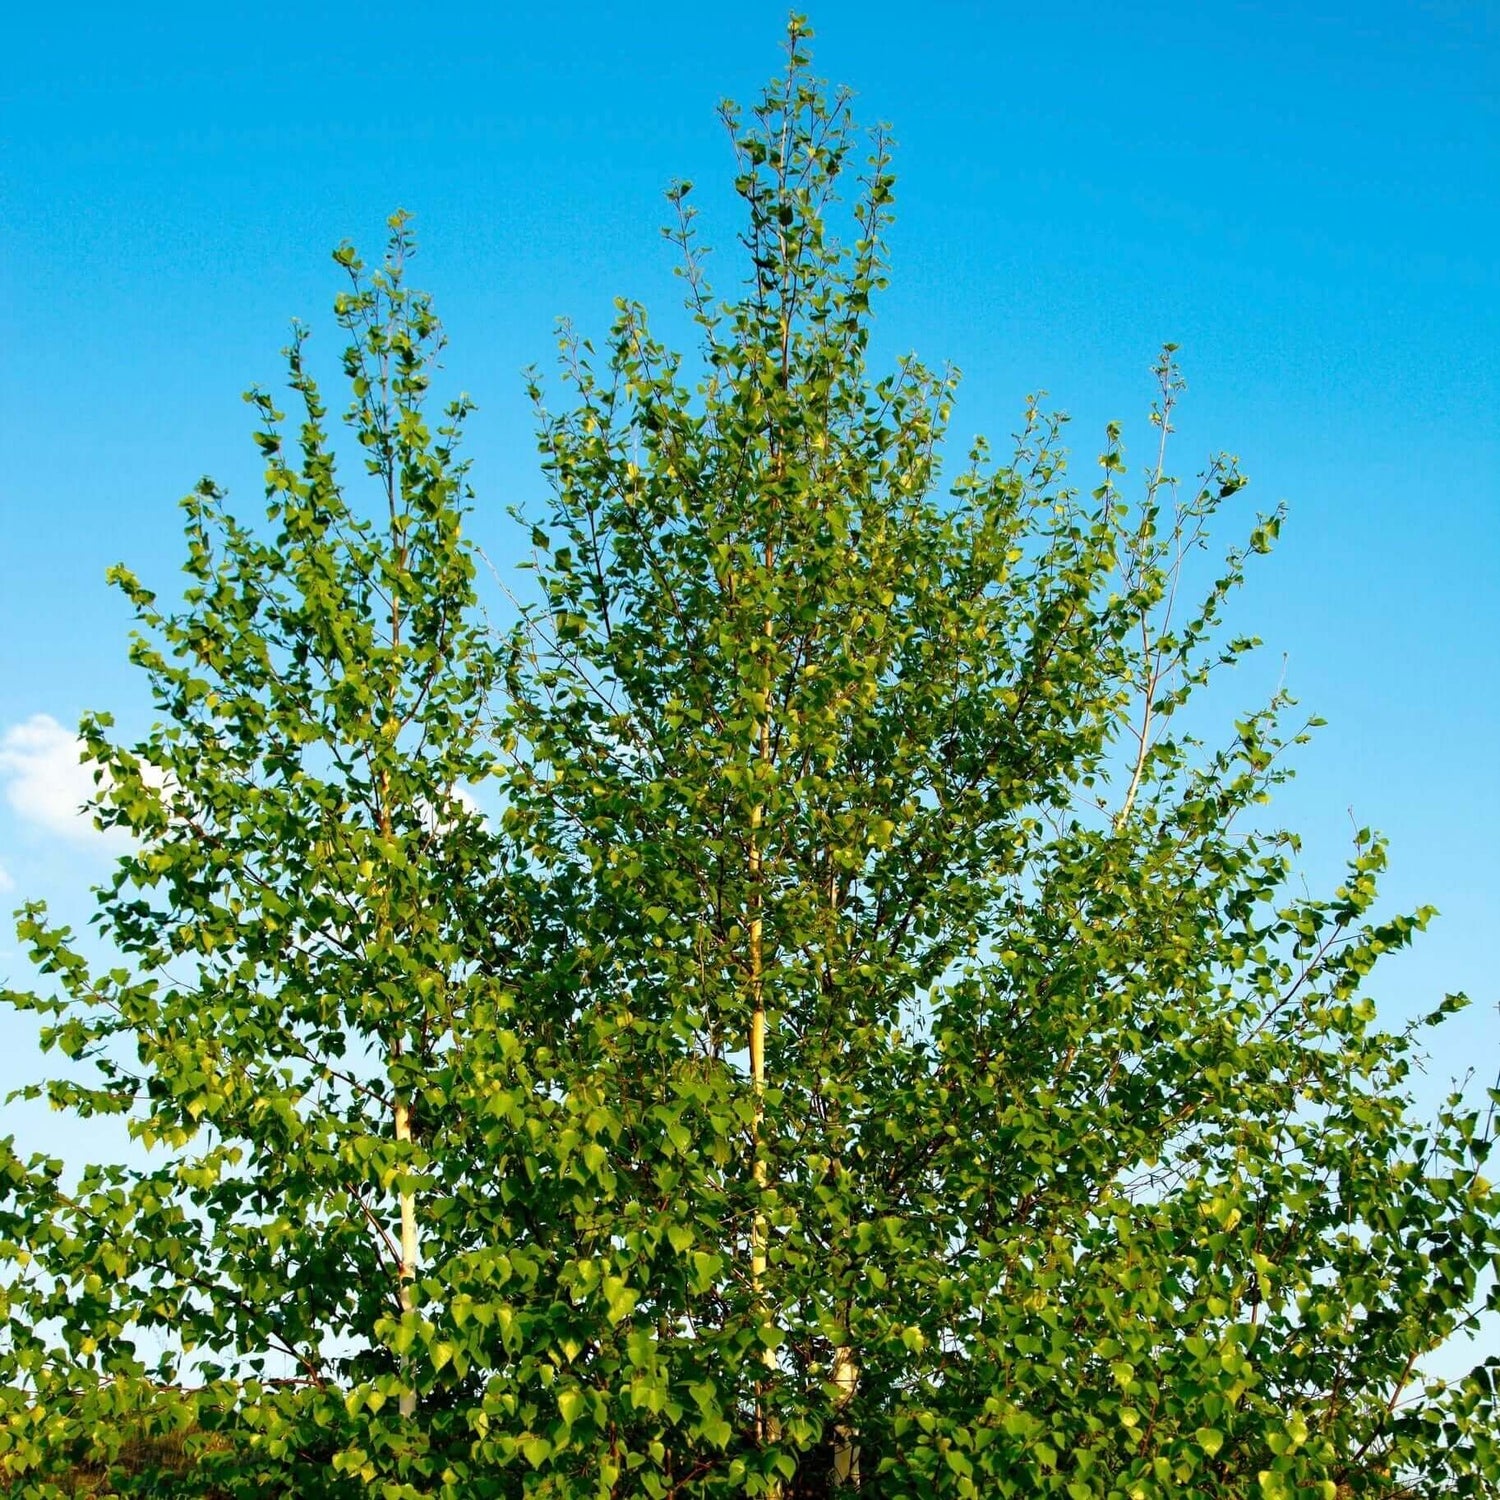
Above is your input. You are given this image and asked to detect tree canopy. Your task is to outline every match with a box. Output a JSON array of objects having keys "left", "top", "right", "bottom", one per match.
[{"left": 3, "top": 18, "right": 1496, "bottom": 1499}]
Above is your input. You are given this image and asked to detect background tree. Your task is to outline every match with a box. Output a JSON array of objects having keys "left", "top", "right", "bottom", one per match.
[
  {"left": 3, "top": 17, "right": 1497, "bottom": 1500},
  {"left": 0, "top": 218, "right": 562, "bottom": 1496}
]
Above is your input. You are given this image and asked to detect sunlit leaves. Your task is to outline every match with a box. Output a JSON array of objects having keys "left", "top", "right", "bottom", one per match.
[{"left": 3, "top": 17, "right": 1497, "bottom": 1500}]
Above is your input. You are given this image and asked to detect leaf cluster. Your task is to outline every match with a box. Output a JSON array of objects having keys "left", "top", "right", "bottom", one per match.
[{"left": 2, "top": 20, "right": 1496, "bottom": 1500}]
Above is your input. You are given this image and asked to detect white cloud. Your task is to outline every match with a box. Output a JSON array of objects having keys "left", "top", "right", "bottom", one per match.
[
  {"left": 414, "top": 783, "right": 491, "bottom": 836},
  {"left": 0, "top": 717, "right": 488, "bottom": 852},
  {"left": 0, "top": 859, "right": 14, "bottom": 893},
  {"left": 0, "top": 714, "right": 107, "bottom": 842}
]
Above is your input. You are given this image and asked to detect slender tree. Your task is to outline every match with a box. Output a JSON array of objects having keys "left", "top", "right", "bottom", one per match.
[
  {"left": 2, "top": 18, "right": 1497, "bottom": 1500},
  {"left": 0, "top": 219, "right": 554, "bottom": 1496}
]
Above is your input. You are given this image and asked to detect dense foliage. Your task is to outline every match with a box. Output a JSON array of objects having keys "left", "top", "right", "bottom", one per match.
[{"left": 3, "top": 20, "right": 1496, "bottom": 1498}]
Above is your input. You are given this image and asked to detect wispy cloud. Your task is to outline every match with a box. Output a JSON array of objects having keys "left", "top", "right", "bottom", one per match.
[
  {"left": 0, "top": 859, "right": 14, "bottom": 894},
  {"left": 0, "top": 714, "right": 106, "bottom": 842}
]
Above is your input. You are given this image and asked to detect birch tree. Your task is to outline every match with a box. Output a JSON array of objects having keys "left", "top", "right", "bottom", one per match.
[
  {"left": 501, "top": 18, "right": 1500, "bottom": 1496},
  {"left": 0, "top": 219, "right": 557, "bottom": 1495},
  {"left": 3, "top": 18, "right": 1497, "bottom": 1500}
]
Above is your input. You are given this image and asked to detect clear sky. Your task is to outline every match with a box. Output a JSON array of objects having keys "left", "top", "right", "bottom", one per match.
[{"left": 2, "top": 2, "right": 1496, "bottom": 1208}]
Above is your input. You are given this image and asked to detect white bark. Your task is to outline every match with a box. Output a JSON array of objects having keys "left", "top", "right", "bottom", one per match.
[{"left": 394, "top": 1095, "right": 419, "bottom": 1419}]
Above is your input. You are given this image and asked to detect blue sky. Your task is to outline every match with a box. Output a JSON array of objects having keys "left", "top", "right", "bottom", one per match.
[{"left": 2, "top": 0, "right": 1496, "bottom": 1207}]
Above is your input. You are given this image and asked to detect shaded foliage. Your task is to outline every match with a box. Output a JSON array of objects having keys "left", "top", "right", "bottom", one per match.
[{"left": 3, "top": 18, "right": 1497, "bottom": 1499}]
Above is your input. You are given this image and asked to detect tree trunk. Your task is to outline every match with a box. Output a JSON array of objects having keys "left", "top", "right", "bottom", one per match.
[
  {"left": 830, "top": 1344, "right": 859, "bottom": 1486},
  {"left": 748, "top": 798, "right": 779, "bottom": 1456},
  {"left": 394, "top": 1094, "right": 419, "bottom": 1419}
]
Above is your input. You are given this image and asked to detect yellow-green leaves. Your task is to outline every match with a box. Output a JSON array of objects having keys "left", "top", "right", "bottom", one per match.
[{"left": 3, "top": 21, "right": 1497, "bottom": 1500}]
